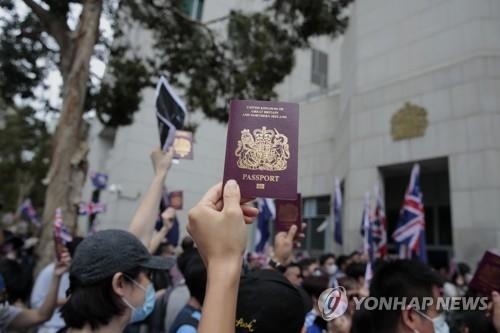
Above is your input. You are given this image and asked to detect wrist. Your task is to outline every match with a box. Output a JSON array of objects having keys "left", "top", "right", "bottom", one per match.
[
  {"left": 154, "top": 171, "right": 167, "bottom": 181},
  {"left": 206, "top": 257, "right": 242, "bottom": 282},
  {"left": 269, "top": 257, "right": 286, "bottom": 273}
]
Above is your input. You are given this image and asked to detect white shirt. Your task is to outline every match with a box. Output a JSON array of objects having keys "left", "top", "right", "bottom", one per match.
[{"left": 30, "top": 263, "right": 69, "bottom": 331}]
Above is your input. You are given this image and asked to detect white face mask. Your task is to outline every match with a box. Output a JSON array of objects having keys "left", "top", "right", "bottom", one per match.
[
  {"left": 414, "top": 309, "right": 450, "bottom": 333},
  {"left": 326, "top": 264, "right": 338, "bottom": 276}
]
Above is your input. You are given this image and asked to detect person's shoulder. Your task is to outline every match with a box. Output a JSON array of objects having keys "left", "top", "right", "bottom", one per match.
[
  {"left": 38, "top": 263, "right": 56, "bottom": 277},
  {"left": 304, "top": 310, "right": 317, "bottom": 328}
]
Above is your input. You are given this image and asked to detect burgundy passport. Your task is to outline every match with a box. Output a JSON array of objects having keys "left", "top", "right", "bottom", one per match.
[
  {"left": 223, "top": 100, "right": 299, "bottom": 200},
  {"left": 469, "top": 249, "right": 500, "bottom": 296},
  {"left": 275, "top": 194, "right": 302, "bottom": 235},
  {"left": 168, "top": 191, "right": 183, "bottom": 210},
  {"left": 173, "top": 130, "right": 193, "bottom": 160}
]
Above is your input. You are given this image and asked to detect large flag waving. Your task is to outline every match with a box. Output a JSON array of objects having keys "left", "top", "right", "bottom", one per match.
[
  {"left": 371, "top": 185, "right": 388, "bottom": 259},
  {"left": 333, "top": 178, "right": 343, "bottom": 245},
  {"left": 255, "top": 198, "right": 275, "bottom": 253},
  {"left": 392, "top": 164, "right": 428, "bottom": 263}
]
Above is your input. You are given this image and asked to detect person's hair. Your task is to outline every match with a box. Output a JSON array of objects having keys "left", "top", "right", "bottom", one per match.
[
  {"left": 336, "top": 255, "right": 349, "bottom": 271},
  {"left": 177, "top": 247, "right": 197, "bottom": 275},
  {"left": 66, "top": 237, "right": 83, "bottom": 258},
  {"left": 448, "top": 309, "right": 496, "bottom": 333},
  {"left": 457, "top": 262, "right": 471, "bottom": 276},
  {"left": 369, "top": 259, "right": 443, "bottom": 333},
  {"left": 181, "top": 236, "right": 194, "bottom": 252},
  {"left": 285, "top": 262, "right": 302, "bottom": 272},
  {"left": 298, "top": 257, "right": 317, "bottom": 271},
  {"left": 345, "top": 263, "right": 366, "bottom": 280},
  {"left": 319, "top": 253, "right": 335, "bottom": 266},
  {"left": 350, "top": 304, "right": 373, "bottom": 333},
  {"left": 349, "top": 251, "right": 360, "bottom": 259},
  {"left": 60, "top": 266, "right": 142, "bottom": 330},
  {"left": 302, "top": 274, "right": 329, "bottom": 299},
  {"left": 182, "top": 250, "right": 207, "bottom": 304},
  {"left": 154, "top": 242, "right": 172, "bottom": 256},
  {"left": 337, "top": 276, "right": 359, "bottom": 292}
]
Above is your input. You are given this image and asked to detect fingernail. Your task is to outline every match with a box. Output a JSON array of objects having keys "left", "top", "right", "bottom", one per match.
[{"left": 227, "top": 179, "right": 238, "bottom": 190}]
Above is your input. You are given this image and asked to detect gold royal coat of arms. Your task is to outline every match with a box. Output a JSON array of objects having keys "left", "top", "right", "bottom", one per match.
[{"left": 235, "top": 127, "right": 290, "bottom": 171}]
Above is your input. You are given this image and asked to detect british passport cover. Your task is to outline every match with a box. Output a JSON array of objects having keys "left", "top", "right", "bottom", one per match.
[
  {"left": 223, "top": 100, "right": 299, "bottom": 200},
  {"left": 469, "top": 249, "right": 500, "bottom": 296},
  {"left": 173, "top": 131, "right": 194, "bottom": 160},
  {"left": 168, "top": 191, "right": 183, "bottom": 210},
  {"left": 275, "top": 194, "right": 302, "bottom": 235}
]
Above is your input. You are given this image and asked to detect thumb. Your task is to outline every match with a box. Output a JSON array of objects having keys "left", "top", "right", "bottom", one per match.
[
  {"left": 286, "top": 224, "right": 298, "bottom": 241},
  {"left": 493, "top": 291, "right": 500, "bottom": 305},
  {"left": 223, "top": 179, "right": 241, "bottom": 213}
]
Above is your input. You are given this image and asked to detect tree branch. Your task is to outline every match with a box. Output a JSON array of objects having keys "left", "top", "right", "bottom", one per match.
[{"left": 21, "top": 0, "right": 70, "bottom": 49}]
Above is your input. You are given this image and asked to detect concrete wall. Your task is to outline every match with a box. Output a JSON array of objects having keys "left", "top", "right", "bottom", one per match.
[{"left": 340, "top": 0, "right": 500, "bottom": 264}]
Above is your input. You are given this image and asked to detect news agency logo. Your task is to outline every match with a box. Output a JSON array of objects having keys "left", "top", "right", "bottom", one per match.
[{"left": 318, "top": 286, "right": 349, "bottom": 320}]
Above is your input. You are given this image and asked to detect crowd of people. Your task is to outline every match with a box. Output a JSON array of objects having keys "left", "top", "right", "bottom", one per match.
[{"left": 0, "top": 147, "right": 499, "bottom": 333}]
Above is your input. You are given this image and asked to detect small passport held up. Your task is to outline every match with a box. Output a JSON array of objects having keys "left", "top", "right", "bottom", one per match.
[
  {"left": 223, "top": 100, "right": 299, "bottom": 200},
  {"left": 469, "top": 249, "right": 500, "bottom": 296},
  {"left": 275, "top": 194, "right": 302, "bottom": 236}
]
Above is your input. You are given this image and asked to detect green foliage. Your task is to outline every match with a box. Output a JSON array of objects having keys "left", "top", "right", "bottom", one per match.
[
  {"left": 90, "top": 48, "right": 150, "bottom": 127},
  {"left": 0, "top": 0, "right": 354, "bottom": 125},
  {"left": 0, "top": 103, "right": 50, "bottom": 212},
  {"left": 0, "top": 8, "right": 48, "bottom": 103}
]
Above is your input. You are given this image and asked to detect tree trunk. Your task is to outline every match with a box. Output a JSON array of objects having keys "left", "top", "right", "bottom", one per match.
[{"left": 36, "top": 0, "right": 103, "bottom": 272}]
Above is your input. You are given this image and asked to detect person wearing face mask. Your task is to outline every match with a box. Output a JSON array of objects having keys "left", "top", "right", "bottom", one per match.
[
  {"left": 369, "top": 259, "right": 450, "bottom": 333},
  {"left": 319, "top": 253, "right": 338, "bottom": 287},
  {"left": 59, "top": 229, "right": 171, "bottom": 332}
]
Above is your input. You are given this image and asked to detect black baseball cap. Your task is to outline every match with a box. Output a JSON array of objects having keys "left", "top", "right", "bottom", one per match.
[
  {"left": 71, "top": 229, "right": 172, "bottom": 285},
  {"left": 236, "top": 269, "right": 307, "bottom": 333}
]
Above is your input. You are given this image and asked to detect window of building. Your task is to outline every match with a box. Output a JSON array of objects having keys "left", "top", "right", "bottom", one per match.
[
  {"left": 179, "top": 0, "right": 204, "bottom": 20},
  {"left": 301, "top": 195, "right": 331, "bottom": 255},
  {"left": 311, "top": 49, "right": 328, "bottom": 88}
]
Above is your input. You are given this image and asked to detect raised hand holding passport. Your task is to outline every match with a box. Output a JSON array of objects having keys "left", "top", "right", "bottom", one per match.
[
  {"left": 187, "top": 180, "right": 258, "bottom": 265},
  {"left": 150, "top": 146, "right": 174, "bottom": 177}
]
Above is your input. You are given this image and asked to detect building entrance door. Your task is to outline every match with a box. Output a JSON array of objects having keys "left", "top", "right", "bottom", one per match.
[{"left": 379, "top": 157, "right": 453, "bottom": 270}]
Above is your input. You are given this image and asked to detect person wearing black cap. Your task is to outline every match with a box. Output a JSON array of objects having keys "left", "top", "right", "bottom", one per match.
[{"left": 59, "top": 229, "right": 172, "bottom": 332}]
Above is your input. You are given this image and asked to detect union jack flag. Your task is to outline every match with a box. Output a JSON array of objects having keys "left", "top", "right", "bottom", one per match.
[
  {"left": 53, "top": 208, "right": 73, "bottom": 244},
  {"left": 371, "top": 186, "right": 388, "bottom": 259},
  {"left": 392, "top": 164, "right": 428, "bottom": 263},
  {"left": 78, "top": 202, "right": 107, "bottom": 216},
  {"left": 19, "top": 199, "right": 40, "bottom": 226}
]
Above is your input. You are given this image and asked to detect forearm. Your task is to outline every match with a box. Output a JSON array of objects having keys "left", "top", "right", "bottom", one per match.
[
  {"left": 38, "top": 274, "right": 61, "bottom": 320},
  {"left": 198, "top": 260, "right": 242, "bottom": 333},
  {"left": 129, "top": 173, "right": 166, "bottom": 246},
  {"left": 10, "top": 275, "right": 61, "bottom": 329},
  {"left": 148, "top": 227, "right": 169, "bottom": 254}
]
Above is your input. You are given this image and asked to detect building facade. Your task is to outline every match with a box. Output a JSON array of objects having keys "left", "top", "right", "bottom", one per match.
[{"left": 83, "top": 0, "right": 500, "bottom": 266}]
